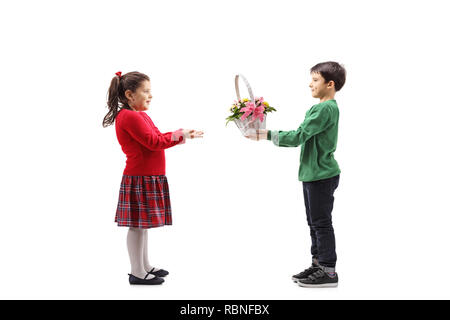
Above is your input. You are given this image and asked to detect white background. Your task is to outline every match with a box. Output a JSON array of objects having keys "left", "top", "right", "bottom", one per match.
[{"left": 1, "top": 0, "right": 449, "bottom": 299}]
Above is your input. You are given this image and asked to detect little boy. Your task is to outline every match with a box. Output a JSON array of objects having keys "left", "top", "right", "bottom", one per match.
[{"left": 246, "top": 61, "right": 346, "bottom": 287}]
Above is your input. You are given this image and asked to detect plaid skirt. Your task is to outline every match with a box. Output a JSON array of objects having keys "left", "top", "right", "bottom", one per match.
[{"left": 115, "top": 175, "right": 172, "bottom": 228}]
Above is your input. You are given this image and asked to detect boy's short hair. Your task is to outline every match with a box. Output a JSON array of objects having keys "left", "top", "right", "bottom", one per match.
[{"left": 310, "top": 61, "right": 346, "bottom": 91}]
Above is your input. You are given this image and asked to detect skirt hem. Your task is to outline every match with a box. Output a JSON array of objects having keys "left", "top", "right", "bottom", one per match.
[{"left": 115, "top": 222, "right": 172, "bottom": 229}]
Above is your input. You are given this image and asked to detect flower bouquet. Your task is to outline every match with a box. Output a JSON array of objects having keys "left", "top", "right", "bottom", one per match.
[{"left": 226, "top": 74, "right": 276, "bottom": 136}]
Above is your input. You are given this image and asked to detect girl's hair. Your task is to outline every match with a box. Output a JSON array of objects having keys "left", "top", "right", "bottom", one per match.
[{"left": 102, "top": 71, "right": 150, "bottom": 127}]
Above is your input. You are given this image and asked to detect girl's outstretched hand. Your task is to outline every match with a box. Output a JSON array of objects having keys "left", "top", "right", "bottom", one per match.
[{"left": 183, "top": 129, "right": 204, "bottom": 139}]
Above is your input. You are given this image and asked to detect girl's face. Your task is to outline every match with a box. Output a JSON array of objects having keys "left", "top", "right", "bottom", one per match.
[{"left": 126, "top": 80, "right": 152, "bottom": 111}]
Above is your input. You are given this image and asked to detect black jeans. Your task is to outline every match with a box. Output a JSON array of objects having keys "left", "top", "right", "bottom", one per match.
[{"left": 302, "top": 175, "right": 340, "bottom": 268}]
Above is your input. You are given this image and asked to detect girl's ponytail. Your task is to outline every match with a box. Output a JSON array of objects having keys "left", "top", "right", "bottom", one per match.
[
  {"left": 103, "top": 75, "right": 122, "bottom": 127},
  {"left": 102, "top": 71, "right": 150, "bottom": 127}
]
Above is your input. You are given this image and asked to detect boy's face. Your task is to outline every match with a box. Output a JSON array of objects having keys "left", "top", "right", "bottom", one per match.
[{"left": 309, "top": 72, "right": 334, "bottom": 99}]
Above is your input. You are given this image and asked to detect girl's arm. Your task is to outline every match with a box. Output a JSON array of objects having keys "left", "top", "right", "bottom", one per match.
[{"left": 121, "top": 111, "right": 184, "bottom": 151}]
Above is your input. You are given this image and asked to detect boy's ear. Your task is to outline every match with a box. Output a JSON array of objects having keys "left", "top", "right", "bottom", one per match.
[{"left": 327, "top": 80, "right": 335, "bottom": 89}]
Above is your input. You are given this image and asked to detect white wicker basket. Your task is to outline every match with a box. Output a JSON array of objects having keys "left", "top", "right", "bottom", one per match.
[{"left": 234, "top": 74, "right": 266, "bottom": 136}]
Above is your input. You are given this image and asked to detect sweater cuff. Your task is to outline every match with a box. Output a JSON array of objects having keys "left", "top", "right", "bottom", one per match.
[
  {"left": 270, "top": 130, "right": 280, "bottom": 146},
  {"left": 171, "top": 129, "right": 186, "bottom": 144}
]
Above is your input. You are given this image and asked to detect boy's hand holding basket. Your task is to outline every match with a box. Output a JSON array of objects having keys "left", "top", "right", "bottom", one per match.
[{"left": 226, "top": 74, "right": 276, "bottom": 139}]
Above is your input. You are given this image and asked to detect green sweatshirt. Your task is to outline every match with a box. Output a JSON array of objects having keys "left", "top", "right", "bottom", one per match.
[{"left": 267, "top": 99, "right": 340, "bottom": 182}]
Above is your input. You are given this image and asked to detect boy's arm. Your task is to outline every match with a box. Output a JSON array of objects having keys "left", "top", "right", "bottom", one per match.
[{"left": 267, "top": 106, "right": 332, "bottom": 147}]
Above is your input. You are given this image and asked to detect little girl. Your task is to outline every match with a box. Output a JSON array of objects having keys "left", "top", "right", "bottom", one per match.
[{"left": 103, "top": 71, "right": 203, "bottom": 285}]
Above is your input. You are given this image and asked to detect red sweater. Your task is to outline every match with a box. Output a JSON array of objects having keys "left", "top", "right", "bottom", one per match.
[{"left": 115, "top": 109, "right": 184, "bottom": 176}]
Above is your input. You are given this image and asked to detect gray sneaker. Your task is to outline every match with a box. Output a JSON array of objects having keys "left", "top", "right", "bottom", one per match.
[
  {"left": 297, "top": 266, "right": 338, "bottom": 288},
  {"left": 292, "top": 264, "right": 320, "bottom": 283}
]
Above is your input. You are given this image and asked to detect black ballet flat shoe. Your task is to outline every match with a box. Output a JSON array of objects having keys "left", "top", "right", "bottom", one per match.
[
  {"left": 128, "top": 273, "right": 164, "bottom": 285},
  {"left": 148, "top": 267, "right": 169, "bottom": 278}
]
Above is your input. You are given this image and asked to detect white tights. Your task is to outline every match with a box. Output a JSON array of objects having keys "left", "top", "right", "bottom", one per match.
[{"left": 127, "top": 228, "right": 160, "bottom": 279}]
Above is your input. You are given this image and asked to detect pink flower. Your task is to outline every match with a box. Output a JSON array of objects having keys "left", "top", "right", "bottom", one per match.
[
  {"left": 254, "top": 97, "right": 264, "bottom": 107},
  {"left": 252, "top": 105, "right": 265, "bottom": 122},
  {"left": 240, "top": 103, "right": 255, "bottom": 121},
  {"left": 240, "top": 103, "right": 264, "bottom": 123}
]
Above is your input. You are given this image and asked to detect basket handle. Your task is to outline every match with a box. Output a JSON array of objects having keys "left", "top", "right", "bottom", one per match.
[{"left": 235, "top": 74, "right": 255, "bottom": 106}]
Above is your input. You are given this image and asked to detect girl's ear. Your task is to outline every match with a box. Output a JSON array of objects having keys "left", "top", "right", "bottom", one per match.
[{"left": 125, "top": 89, "right": 134, "bottom": 102}]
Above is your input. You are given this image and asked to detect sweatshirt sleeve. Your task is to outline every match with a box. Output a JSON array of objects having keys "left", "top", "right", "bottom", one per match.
[
  {"left": 270, "top": 105, "right": 332, "bottom": 147},
  {"left": 120, "top": 111, "right": 184, "bottom": 151}
]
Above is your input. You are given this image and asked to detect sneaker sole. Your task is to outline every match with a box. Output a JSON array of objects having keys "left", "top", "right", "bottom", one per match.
[
  {"left": 129, "top": 280, "right": 164, "bottom": 285},
  {"left": 292, "top": 277, "right": 318, "bottom": 283},
  {"left": 297, "top": 282, "right": 338, "bottom": 288}
]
